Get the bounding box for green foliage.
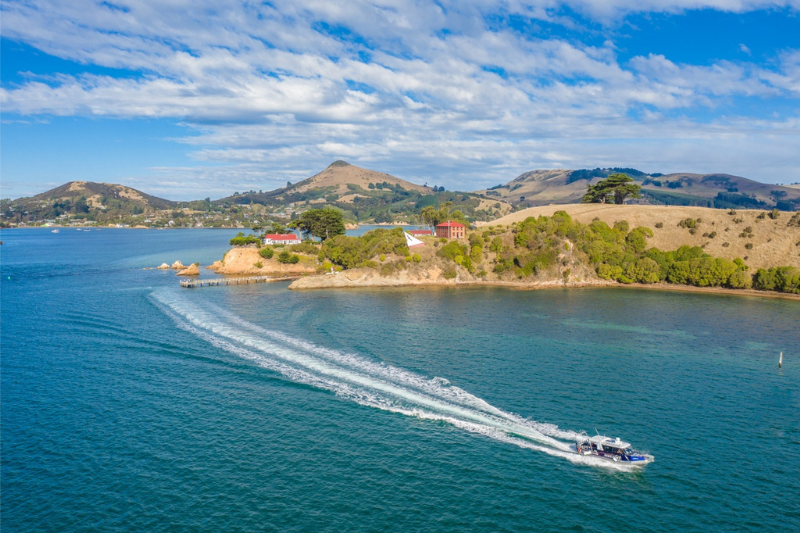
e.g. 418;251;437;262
581;173;642;204
768;208;780;220
277;251;300;264
254;261;264;269
625;227;654;255
412;253;422;263
290;242;320;255
678;218;697;229
470;245;482;263
322;227;408;269
624;258;661;283
442;267;457;279
259;246;274;259
753;267;800;293
437;241;467;261
289;207;345;241
229;232;261;246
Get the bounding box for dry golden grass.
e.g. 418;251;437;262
482;204;800;270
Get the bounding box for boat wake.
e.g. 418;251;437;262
152;290;629;469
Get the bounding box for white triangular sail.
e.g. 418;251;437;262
404;231;424;247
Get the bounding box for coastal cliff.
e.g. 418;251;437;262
288;266;611;290
207;246;317;276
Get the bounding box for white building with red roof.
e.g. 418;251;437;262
263;233;301;245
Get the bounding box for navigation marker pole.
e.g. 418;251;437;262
779;352;783;368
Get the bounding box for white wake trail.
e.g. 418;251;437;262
152;291;623;468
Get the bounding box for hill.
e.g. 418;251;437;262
216;161;514;224
483;203;800;270
288;160;431;196
477;168;800;211
11;181;177;221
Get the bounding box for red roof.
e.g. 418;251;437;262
264;234;300;240
436;221;465;228
408;230;432;235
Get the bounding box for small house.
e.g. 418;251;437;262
263;233;301;245
435;221;465;239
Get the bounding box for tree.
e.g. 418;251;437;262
289;207;345;241
582;173;642;205
268;221;288;234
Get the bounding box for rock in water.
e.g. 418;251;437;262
171;261;185;270
157;263;170;269
177;264;200;276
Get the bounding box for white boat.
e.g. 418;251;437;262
51;229;60;233
575;433;654;466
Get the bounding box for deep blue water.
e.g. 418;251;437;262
2;228;799;532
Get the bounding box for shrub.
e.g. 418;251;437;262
229;232;261;246
380;254;386;262
689;228;697;235
745;243;753;250
470;245;482;263
442;267;457;279
254;261;263;269
727;269;752;289
722;242;730;247
412;253;422;263
290;242;320;255
678;218;696;229
768;208;780;220
709;231;717;239
757;212;766;219
624;257;661;284
277;251;300;264
322;228;408;269
655;222;664;228
259;247;274;259
753;266;800;293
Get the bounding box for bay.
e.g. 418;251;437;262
2;228;798;532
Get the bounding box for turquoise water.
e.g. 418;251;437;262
2;228;799;531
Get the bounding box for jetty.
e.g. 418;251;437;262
180;275;300;288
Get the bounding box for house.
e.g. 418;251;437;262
408;230;432;236
263;233;301;245
435;221;466;239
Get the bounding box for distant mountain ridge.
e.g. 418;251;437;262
33;181;177;211
478;168;800;211
5;163;798;228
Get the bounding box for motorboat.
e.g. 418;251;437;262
575;433;654;466
51;229;60;233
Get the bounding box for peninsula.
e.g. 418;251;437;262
208;204;800;298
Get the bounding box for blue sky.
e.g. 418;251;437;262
2;1;799;200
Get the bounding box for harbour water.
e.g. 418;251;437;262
2;228;799;531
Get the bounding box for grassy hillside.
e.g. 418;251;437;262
477;168;800;211
483;204;800;270
4;181;178;223
215;161;514;224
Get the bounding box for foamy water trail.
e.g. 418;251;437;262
152;290;627;469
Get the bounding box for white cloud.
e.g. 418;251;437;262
1;0;799;196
